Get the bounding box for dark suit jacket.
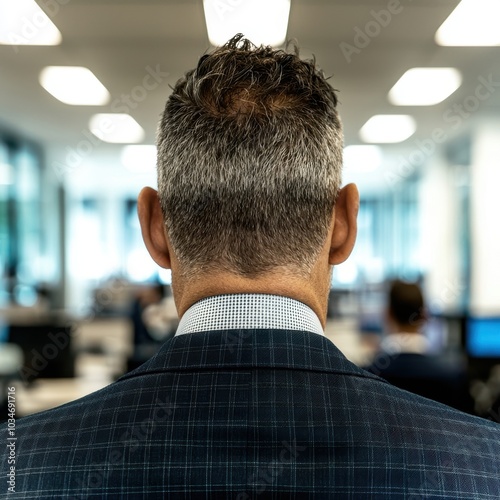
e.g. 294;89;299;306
2;329;500;499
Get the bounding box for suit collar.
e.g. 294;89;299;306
119;329;380;383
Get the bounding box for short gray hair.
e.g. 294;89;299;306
157;34;343;278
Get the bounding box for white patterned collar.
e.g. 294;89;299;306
175;294;324;336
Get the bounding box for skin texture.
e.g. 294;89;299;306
137;183;359;329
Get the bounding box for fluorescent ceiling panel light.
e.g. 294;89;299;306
0;0;62;46
436;0;500;46
89;114;145;144
121;145;156;173
388;67;462;106
40;66;110;106
360;115;416;143
203;0;290;47
343;145;383;172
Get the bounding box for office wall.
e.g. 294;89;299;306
470;120;500;316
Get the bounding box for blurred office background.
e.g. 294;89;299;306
1;0;500;420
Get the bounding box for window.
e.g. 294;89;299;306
0;136;43;305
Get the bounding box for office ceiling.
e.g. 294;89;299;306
1;0;500;195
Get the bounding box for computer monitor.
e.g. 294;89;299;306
423;316;449;354
8;324;75;384
466;317;500;358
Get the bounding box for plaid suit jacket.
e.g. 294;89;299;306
2;329;500;499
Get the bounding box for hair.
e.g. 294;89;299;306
388;280;426;326
156;34;343;279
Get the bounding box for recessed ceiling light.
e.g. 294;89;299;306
89;114;145;144
203;0;290;47
343;145;383;172
40;66;110;106
360;115;416;143
121;145;156;173
388;67;462;106
436;0;500;46
0;0;62;46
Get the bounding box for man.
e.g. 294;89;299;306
2;35;500;498
367;280;475;414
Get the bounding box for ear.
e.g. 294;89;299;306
329;183;359;265
137;187;171;269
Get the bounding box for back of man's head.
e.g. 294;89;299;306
388;280;426;328
156;34;343;279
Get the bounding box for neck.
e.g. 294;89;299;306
171;268;331;329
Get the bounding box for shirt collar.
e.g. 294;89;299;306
176;293;324;336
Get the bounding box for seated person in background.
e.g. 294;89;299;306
2;36;499;498
130;283;165;346
129;283;177;370
367;279;474;413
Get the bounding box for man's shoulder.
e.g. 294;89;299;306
1;330;499;497
5;328;498;438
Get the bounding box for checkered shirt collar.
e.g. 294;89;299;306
175;294;324;336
